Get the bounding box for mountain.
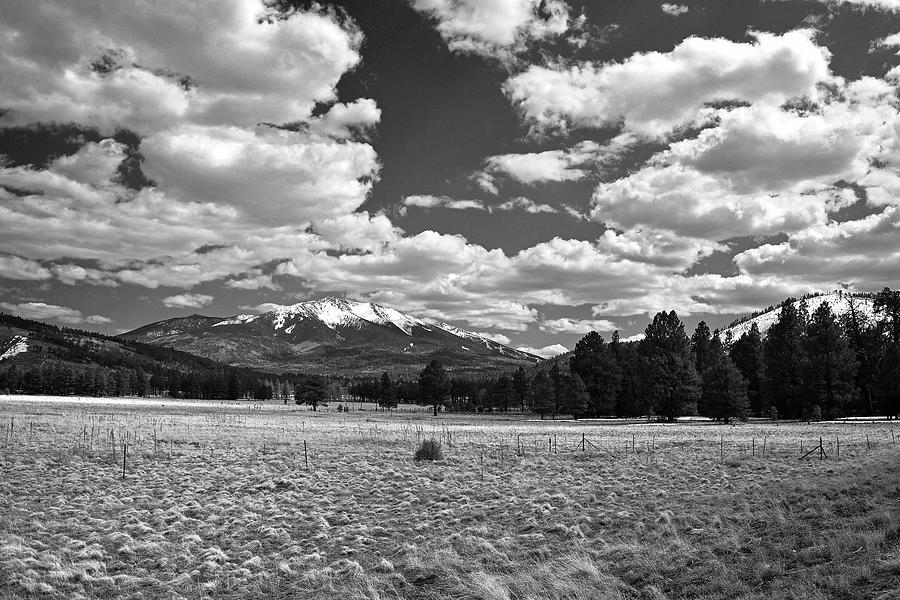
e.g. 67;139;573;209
120;297;540;375
723;291;876;340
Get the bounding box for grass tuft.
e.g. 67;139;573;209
414;438;443;461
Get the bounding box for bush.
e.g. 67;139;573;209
414;438;443;461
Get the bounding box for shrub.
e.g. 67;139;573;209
414;438;443;461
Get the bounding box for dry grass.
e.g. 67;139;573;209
1;394;899;599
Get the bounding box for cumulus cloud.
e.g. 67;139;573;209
661;3;690;15
516;344;569;358
539;317;618;334
591;77;897;241
0;0;365;133
162;294;214;309
140;125;379;225
0;301;111;325
410;0;572;57
0;255;52;281
477;135;637;193
504;30;831;136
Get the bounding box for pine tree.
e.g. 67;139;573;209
691;321;713;413
569;331;621;417
729;323;764;416
531;370;554;419
561;373;590;419
763;300;807;419
512;366;531;412
640;311;700;421
548;360;563;418
378;372;397;410
803;302;858;419
702;335;749;423
418;360;450;416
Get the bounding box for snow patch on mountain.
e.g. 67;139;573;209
213;314;260;327
0;335;28;361
724;291;876;340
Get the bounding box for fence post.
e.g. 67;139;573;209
582;433;585;452
304;440;309;469
122;442;127;479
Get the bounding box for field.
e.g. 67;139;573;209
1;396;899;599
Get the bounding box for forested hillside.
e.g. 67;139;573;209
0;313;306;400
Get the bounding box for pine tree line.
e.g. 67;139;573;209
350;288;900;421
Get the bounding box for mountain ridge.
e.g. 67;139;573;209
121;297;539;375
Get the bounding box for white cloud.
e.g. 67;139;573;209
504;30;831;136
497;197;557;213
0;301;111;325
309;99;382;139
661;3;690;16
140;125;379;225
516;344;569;358
410;0;571;57
402;195;485;211
590;76;899;240
224;271;281;291
539;317;618;334
162;293;214;309
792;0;900;10
0;1;364;133
477;134;637;192
476;331;512;345
0;255;52;281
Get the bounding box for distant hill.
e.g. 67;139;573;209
0;312;298;398
121;297;540;375
723;291;876;340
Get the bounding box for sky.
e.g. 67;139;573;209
1;0;900;358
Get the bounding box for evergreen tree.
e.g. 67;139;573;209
763;301;807;419
512;366;531;412
378;371;398;410
841;294;877;414
803;302;858;419
874;287;900;344
226;370;241;400
531;370;555;419
639;311;700;421
729;323;764;416
295;376;326;410
418;360;451;416
561;373;590;419
702;335;749;423
494;374;514;412
569;331;621;416
691;321;713;414
548;360;563;418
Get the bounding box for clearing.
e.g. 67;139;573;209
1;395;899;599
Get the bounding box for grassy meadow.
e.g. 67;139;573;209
1;395;899;599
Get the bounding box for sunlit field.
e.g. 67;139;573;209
1;395;899;600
